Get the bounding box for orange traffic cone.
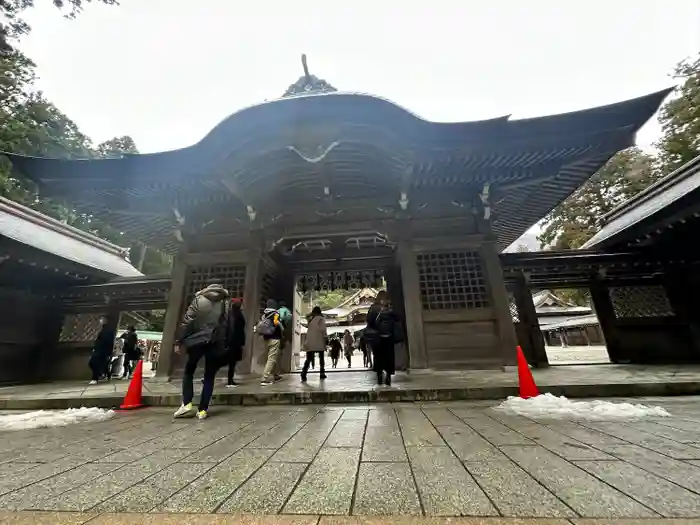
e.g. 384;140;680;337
516;346;540;399
117;360;146;410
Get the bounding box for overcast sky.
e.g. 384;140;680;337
15;1;700;249
19;0;699;154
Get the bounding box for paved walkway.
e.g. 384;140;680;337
5;515;700;525
3;515;700;525
3;397;700;523
3;364;700;410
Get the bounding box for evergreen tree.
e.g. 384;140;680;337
656;53;700;173
539;53;700;250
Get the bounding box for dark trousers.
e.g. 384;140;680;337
227;354;239;385
301;351;325;377
121;359;133;378
373;338;395;382
89;354;106;381
182;345;224;411
104;357;114;380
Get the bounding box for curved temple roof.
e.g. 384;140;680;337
3;88;672;252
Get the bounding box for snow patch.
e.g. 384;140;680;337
494;393;671;420
0;407;115;431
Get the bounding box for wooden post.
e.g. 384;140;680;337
513;272;549;367
385;263;409;370
396;240;427;368
240;238;264;374
589;279;622;363
480;240;518;367
157;256;187;379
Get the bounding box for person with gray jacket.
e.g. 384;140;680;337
301;306;327;382
173;282;229;420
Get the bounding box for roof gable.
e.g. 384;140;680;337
0;197;142;278
583;154;700;250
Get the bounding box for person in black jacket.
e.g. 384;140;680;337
119;326;139;379
226;298;246;388
329;337;342;368
365;290;398;386
88;317;115;385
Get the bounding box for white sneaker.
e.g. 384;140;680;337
88;380;97;385
226;383;238;388
197;410;208;420
173;403;195;418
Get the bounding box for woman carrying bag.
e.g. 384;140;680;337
301;306;328;382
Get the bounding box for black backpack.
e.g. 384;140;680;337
375;308;394;339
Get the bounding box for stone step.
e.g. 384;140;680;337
2;378;700;410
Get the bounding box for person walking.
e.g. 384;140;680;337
150;344;160;373
226;298;246;388
359;334;372;368
329;337;341;368
173;282;230;420
301;306;327;382
119;326;139;379
257;299;283;386
365;290;400;386
343;329;354;368
88;317;115;385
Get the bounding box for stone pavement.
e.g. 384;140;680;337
3;398;700;523
3;364;700;410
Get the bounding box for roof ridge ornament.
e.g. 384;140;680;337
283;54;338;97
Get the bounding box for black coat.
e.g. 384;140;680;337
329;339;342;358
226;307;246;362
93;325;116;357
120;331;139;360
366;303;398;375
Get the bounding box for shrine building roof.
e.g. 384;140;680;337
2;85;672;254
0;197;142;279
583;154;700;251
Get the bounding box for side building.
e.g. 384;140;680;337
0;197;142;383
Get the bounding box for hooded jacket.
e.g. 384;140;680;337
178;284;229;342
304;313;327;353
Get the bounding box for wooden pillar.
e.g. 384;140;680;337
480;241;518;366
589;279;622;363
157;256;187;379
241;238;264;374
385;264;409;370
513;272;549;367
396;240;427;369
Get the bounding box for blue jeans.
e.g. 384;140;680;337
182;345;224;411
